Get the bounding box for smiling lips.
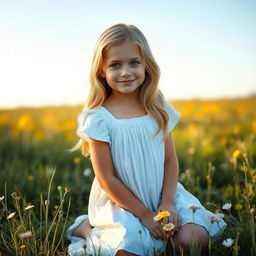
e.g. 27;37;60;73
118;79;135;85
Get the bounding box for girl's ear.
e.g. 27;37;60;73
100;70;106;78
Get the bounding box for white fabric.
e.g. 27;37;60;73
70;101;226;255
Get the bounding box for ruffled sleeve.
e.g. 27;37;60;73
76;109;111;143
164;101;181;132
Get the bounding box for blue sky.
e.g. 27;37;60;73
0;0;255;108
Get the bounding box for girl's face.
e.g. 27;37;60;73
101;40;146;96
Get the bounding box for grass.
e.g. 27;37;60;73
0;96;255;255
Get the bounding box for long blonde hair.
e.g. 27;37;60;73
75;24;169;156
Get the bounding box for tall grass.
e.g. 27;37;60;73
0;97;255;255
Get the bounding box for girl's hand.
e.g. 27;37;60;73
158;203;181;233
141;211;164;240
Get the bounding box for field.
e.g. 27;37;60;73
0;96;255;256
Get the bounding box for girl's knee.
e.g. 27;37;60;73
115;250;138;256
173;223;209;249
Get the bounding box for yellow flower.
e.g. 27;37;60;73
232;150;241;159
54;205;59;209
73;157;81;164
235;203;243;211
27;175;34;181
20;245;26;249
163;223;175;231
153;211;170;221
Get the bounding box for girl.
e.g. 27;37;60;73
67;24;226;256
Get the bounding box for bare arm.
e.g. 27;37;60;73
159;133;181;230
88;138;164;239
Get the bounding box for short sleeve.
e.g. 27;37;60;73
164;101;181;132
76;110;111;143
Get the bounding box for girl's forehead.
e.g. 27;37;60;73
103;40;142;60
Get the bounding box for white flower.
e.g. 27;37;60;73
83;168;91;177
0;196;4;202
222;203;232;210
215;213;225;219
163;223;175;231
222;238;234;247
25;205;35;210
7;212;16;219
18;231;32;239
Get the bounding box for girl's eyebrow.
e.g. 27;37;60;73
107;57;142;63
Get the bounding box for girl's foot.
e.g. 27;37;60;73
72;218;93;239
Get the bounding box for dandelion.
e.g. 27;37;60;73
25;205;35;210
234;203;242;211
163;223;175;231
18;231;32;239
208;215;221;224
20;245;26;249
153;211;170;221
222;238;234;247
73;157;81;164
83;168;91;177
232;150;241;159
0;196;4;202
27;175;34;181
222;203;232;210
54;205;59;210
187;204;201;213
7;212;16;219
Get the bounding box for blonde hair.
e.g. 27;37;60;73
75;24;169;156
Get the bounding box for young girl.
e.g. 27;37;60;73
67;24;226;256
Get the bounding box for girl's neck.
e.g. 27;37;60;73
106;90;141;106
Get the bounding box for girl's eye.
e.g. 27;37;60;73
131;61;140;65
109;63;120;69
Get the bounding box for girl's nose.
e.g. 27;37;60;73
120;65;132;77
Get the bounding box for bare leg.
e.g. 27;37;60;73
72;219;93;239
172;223;209;250
115;250;139;256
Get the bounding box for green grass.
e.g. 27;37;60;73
0;97;255;255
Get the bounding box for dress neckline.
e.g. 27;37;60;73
100;106;149;121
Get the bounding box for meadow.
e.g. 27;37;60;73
0;96;255;256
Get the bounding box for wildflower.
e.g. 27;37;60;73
153;211;170;221
83;168;91;177
73;157;81;164
54;205;59;209
7;212;16;219
0;196;4;202
187;205;201;213
208;215;221;224
18;231;32;239
20;245;26;249
222;203;232;210
222;238;234;247
27;175;34;181
65;187;71;193
234;203;242;211
16;196;22;200
25;205;35;210
57;186;63;191
163;223;175;231
215;213;225;219
232;150;241;159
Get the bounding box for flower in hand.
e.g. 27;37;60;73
153;211;170;221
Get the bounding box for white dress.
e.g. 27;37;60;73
73;102;226;255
